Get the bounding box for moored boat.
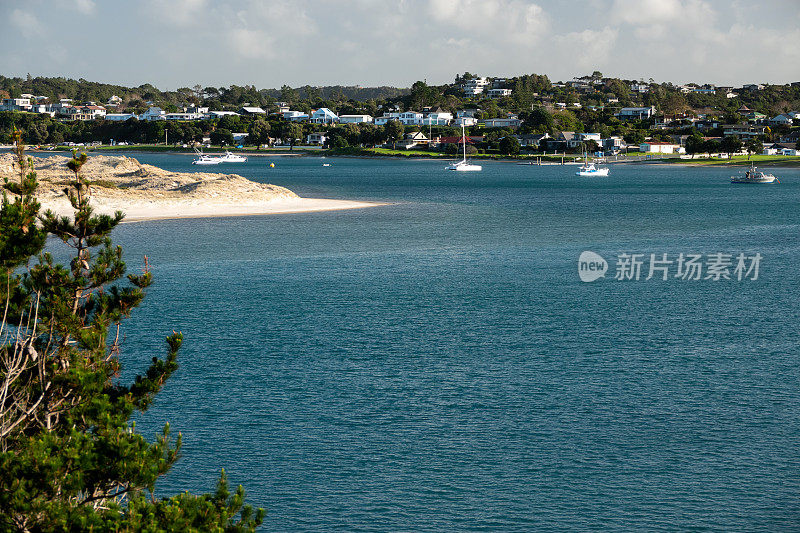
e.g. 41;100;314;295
731;164;777;184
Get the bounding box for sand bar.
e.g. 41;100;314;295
0;154;384;222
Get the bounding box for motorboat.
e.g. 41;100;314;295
576;148;609;176
220;151;247;163
731;164;778;184
576;161;610;177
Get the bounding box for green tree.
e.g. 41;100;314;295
0;140;264;530
498;135;521;155
685;132;705;158
745;138;762;160
211;127;234;146
720;136;743;158
282;122;302;150
384;120;404;149
247;119;271;147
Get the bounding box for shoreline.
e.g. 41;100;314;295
38;196;387;224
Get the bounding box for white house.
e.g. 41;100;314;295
398;111;423;125
487;88;512;99
453;116;477;126
307;132;327;145
165;112;204;121
482;117;521;128
283;110;309;121
107;95;123;107
396;131;429;150
630;82;650;93
0;98;32;111
139;107;166;121
577;132;602;143
639;142;680;154
457;109;479;118
616;106;656;120
374;113;400;125
310;108;339;124
206;110;240;119
232;132;249;143
463;77;490;96
105;113;138;121
339;114;373;123
422;111;453;125
238;106;266;116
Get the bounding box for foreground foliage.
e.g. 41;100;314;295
0;132;263;530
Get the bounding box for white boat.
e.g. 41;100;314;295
576;149;609;177
576;162;610;177
220;150;247;163
191;148;223;165
446;124;482;171
191;154;222;165
731;164;778;184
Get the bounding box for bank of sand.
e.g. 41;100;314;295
0;154;383;222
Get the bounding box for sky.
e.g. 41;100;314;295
1;0;799;90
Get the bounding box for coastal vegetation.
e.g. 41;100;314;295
1;74;798;160
0;134;264;529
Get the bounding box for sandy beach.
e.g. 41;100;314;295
0;153;384;222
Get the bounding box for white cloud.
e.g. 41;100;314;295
74;0;96;15
555;27;618;72
10;9;44;38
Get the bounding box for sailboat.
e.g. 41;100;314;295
445;124;482;171
576;147;609;177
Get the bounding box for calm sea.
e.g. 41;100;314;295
83;153;800;531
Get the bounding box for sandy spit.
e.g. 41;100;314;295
0;154;384;222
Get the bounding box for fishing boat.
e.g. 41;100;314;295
576;149;609;177
445;124;482;171
731;164;778;184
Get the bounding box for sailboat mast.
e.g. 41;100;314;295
462;124;467;162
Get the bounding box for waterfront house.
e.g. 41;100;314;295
310;108;339;124
339;114;373;123
396;131;429;150
639;142;680;154
306;132;327;145
514;133;549;148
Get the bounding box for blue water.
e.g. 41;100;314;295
95;154;800;531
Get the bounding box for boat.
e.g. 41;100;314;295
731;164;778;184
576;149;609;177
191;147;223;165
576;161;610;177
322;163;331;167
219;150;247;163
445;124;482;171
